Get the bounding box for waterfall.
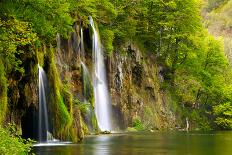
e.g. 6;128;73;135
81;61;90;102
38;65;49;142
80;25;90;102
80;27;85;60
89;16;112;131
80;61;95;132
80;25;95;132
186;117;189;132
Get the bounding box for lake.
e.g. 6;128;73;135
33;131;232;155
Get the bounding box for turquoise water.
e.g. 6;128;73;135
33;131;232;155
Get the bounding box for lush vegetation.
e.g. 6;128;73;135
0;125;33;155
1;0;232;152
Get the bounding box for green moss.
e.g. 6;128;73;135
143;106;155;128
0;59;7;125
80;116;89;135
46;46;73;140
132;117;144;131
126;127;138;132
77;102;91;115
81;65;94;107
62;85;73;114
74;99;99;133
91;111;99;133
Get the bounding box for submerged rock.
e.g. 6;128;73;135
100;131;111;134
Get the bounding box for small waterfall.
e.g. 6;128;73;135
80;61;95;132
118;60;123;91
81;61;90;101
38;65;49;142
80;27;85;60
186;117;189;132
89;16;112;131
80;25;90;102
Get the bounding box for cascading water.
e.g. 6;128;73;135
89;16;112;131
80;27;85;60
79;25;95;132
80;61;95;131
81;61;90;101
38;65;49;142
80;25;90;102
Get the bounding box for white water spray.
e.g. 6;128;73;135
38;65;49;142
89;16;112;131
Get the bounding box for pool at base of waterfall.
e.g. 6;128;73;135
33;131;232;155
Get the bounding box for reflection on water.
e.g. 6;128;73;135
93;135;111;155
33;131;232;155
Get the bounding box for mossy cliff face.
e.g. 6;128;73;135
2;22;95;141
47;24;85;141
5;48;39;139
1;22;176;141
50;23;97;139
108;43;176;130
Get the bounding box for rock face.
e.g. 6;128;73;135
6;22;176;141
6;50;39;139
109;43;176;130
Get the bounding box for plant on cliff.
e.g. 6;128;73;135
46;47;73;140
213;102;232;129
0;126;32;155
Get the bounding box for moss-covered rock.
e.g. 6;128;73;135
46;46;73;140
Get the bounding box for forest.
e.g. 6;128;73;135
0;0;232;154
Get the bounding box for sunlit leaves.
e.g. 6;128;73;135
1;0;73;40
0;17;37;73
213;102;232;129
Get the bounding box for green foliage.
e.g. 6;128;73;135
0;0;232;133
204;0;232;64
0;17;37;73
132;117;144;131
99;27;114;55
0;0;73;41
0;60;7;125
0;126;32;155
74;100;91;115
171;33;232;130
74;0;117;25
111;0;138;44
213;102;232;129
74;99;99;133
81;65;94;106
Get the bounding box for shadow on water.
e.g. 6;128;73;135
33;131;232;155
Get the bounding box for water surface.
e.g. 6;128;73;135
33;131;232;155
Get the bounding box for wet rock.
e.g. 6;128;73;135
109;42;176;131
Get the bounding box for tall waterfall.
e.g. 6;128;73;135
89;16;111;131
38;65;49;142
